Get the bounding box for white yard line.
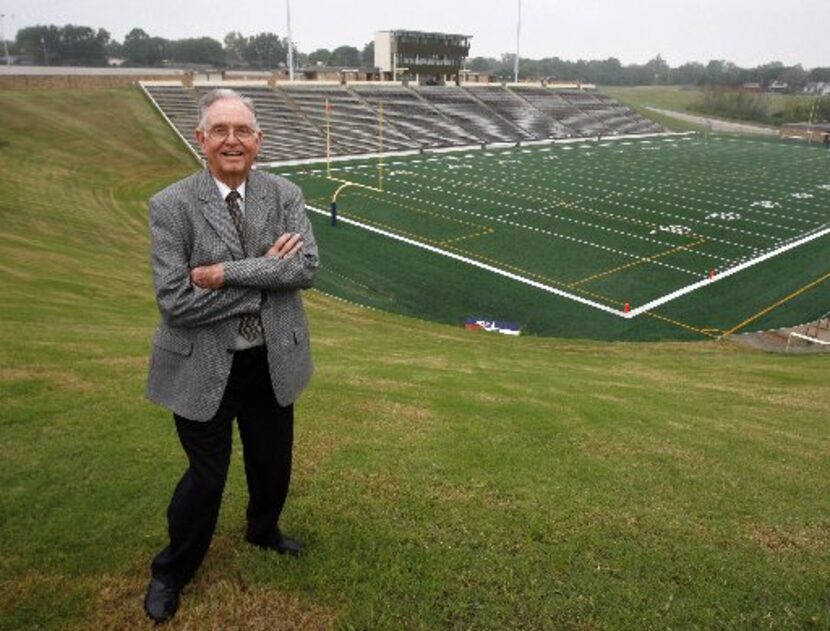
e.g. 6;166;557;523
305;204;623;317
306;203;829;320
626;226;830;317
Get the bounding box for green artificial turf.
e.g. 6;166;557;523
281;135;829;340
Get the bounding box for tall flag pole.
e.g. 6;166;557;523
286;0;294;81
514;0;521;83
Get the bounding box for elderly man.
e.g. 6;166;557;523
143;88;318;624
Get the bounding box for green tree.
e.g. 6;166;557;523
808;67;830;82
644;54;670;84
105;39;124;59
16;25;62;64
468;56;496;73
123;28;167;65
223;31;247;66
308;48;331;66
361;41;374;67
14;24;108;65
243;32;286;68
777;64;808;92
169;37;225;66
329;45;360;67
753;61;784;86
671;62;706;85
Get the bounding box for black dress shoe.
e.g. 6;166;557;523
144;577;181;624
247;531;305;557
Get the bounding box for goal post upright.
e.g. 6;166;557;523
325;98;334;179
379;102;384;191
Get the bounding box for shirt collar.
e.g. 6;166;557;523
213;177;246;202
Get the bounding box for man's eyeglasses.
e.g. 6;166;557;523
206;126;258;142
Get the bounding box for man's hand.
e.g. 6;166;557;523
190;263;225;289
266;233;304;260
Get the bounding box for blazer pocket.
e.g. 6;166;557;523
292;327;307;345
153;328;193;356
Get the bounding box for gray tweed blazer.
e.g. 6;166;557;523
147;168;318;421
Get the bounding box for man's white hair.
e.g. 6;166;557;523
197;88;259;131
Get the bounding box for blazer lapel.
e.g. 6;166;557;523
195;170;245;259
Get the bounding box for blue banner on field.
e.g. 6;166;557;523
464;317;521;336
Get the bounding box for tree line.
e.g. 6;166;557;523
474;54;830;91
6;23;830;91
9;24;373;70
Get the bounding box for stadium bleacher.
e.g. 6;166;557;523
350;85;479;149
281;84;419;156
228;86;328;162
142;82;665;163
507;85;596;136
143;84;203;156
414;85;530;144
463;85;568;140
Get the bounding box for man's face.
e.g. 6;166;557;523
195;98;262;187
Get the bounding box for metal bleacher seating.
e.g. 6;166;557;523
463;85;565;140
143;82;666;163
414;85;530;144
563;88;663;136
231;86;328;162
508;85;597;137
280;84;418;156
144;84;203;157
350;85;479;149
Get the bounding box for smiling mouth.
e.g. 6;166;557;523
222;151;245;157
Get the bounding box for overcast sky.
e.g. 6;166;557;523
2;0;826;68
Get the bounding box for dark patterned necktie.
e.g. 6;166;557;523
226;190;263;342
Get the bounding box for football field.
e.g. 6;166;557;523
279;134;830;338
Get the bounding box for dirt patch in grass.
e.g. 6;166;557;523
748;526;807;553
0;569;66;617
747;522;830;554
83;541;338;630
322;372;418;393
0;365;98;394
356;398;438;445
86;574;336;630
293;430;341;480
92;355;148;370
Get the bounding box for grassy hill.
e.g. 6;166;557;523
0;87;828;629
605;85;827;130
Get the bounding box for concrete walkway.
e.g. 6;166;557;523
646;107;779;136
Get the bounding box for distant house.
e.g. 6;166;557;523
804;81;830;96
769;80;789;92
742;82;762;92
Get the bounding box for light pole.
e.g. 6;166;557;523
514;0;521;83
286;0;294;80
0;14;11;66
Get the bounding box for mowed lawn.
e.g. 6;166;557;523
1;88;829;629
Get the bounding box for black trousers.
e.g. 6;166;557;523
151;345;294;587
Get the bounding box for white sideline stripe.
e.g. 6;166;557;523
789;332;830;346
304;210;830;321
305;204;624;317
626;226;830;317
